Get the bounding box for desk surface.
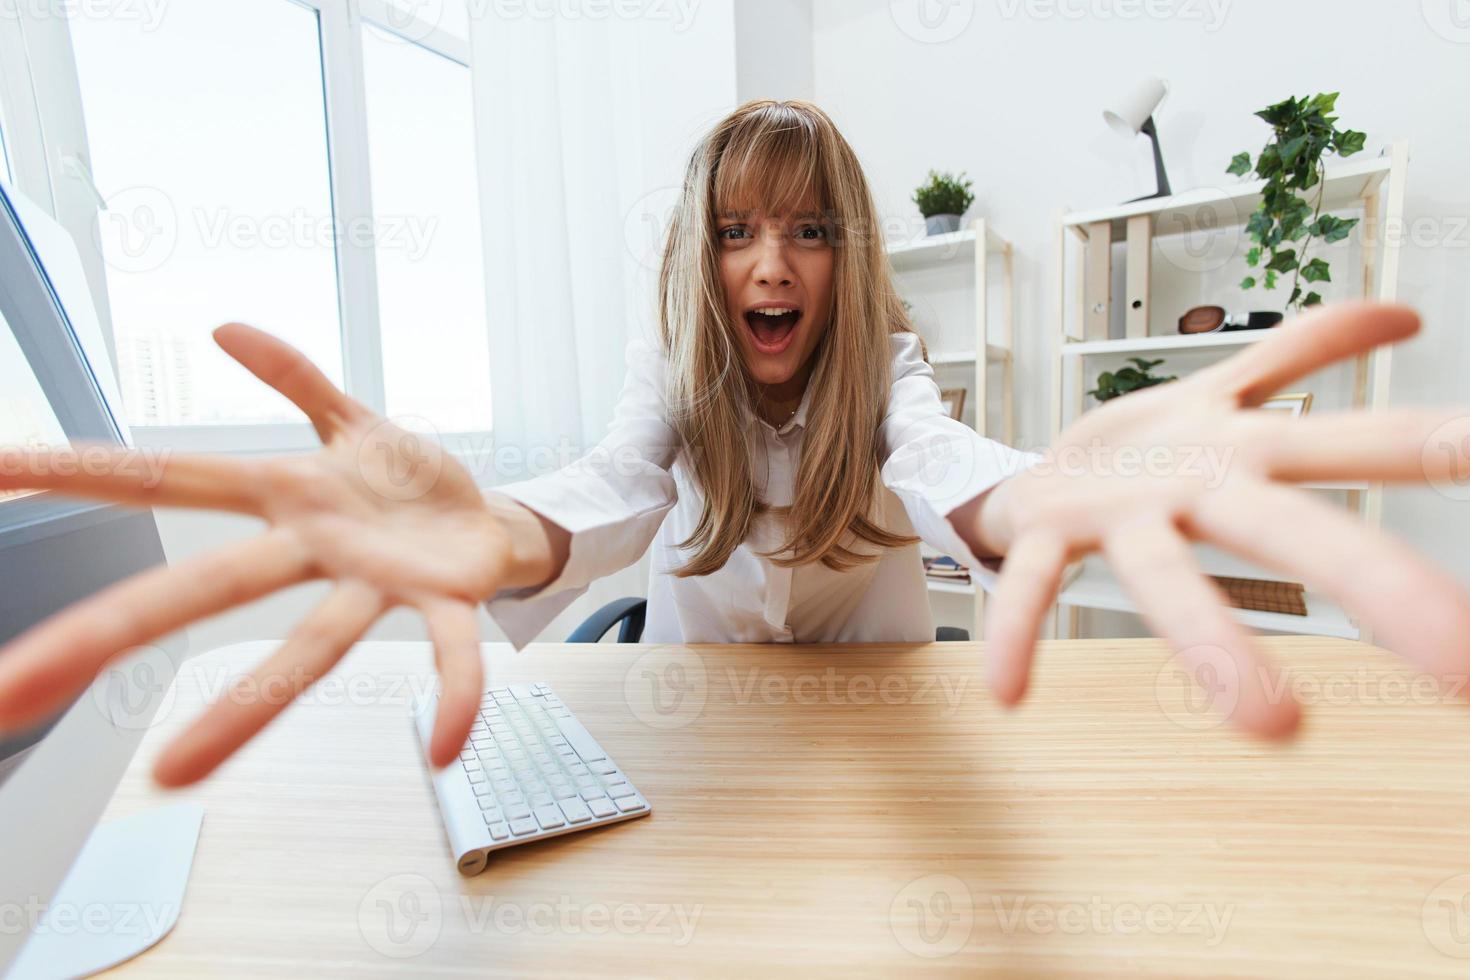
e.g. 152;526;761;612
102;637;1470;977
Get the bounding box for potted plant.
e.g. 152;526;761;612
1227;92;1367;311
1088;357;1177;403
912;170;975;236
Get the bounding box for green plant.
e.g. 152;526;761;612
1088;358;1177;403
1227;92;1366;310
912;170;975;218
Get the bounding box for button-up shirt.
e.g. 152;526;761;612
487;331;1040;647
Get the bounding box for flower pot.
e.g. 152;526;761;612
925;214;962;236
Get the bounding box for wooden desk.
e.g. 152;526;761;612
102;637;1470;977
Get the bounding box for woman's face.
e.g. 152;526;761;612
716;203;835;394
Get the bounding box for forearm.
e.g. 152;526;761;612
483;491;572;592
948;474;1017;563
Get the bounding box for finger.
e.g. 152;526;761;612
1102;515;1300;737
1188;481;1470;683
1231;408;1470;486
0;444;262;514
0;530;314;731
984;531;1071;705
418;598;485;769
212;323;370;441
153;581;386;787
1193;302;1419;408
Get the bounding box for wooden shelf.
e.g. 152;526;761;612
1063;154;1392;240
1061;330;1272;358
1057;551;1359;640
886;225;1008;270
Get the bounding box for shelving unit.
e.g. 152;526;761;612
1048;142;1409;643
887;218;1016;639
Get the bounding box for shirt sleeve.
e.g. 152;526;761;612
878;331;1043;595
484;337;680;648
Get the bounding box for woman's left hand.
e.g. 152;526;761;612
974;301;1470;735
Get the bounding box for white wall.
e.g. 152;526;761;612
812;0;1470;635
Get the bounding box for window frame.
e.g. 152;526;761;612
10;0;487;456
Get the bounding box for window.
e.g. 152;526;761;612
67;1;344;427
0;308;67;452
0;117;12;187
361;23;491;432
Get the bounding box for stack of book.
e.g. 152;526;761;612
923;555;970;585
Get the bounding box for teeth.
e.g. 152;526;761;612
753;308;796;316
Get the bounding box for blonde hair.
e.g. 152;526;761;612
658;99;919;576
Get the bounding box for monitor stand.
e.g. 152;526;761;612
7;803;203;978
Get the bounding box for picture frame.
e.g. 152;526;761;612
1260;392;1314;418
938;387;966;421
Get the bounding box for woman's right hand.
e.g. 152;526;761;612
0;323;563;786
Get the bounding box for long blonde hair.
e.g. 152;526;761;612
658;99;919;576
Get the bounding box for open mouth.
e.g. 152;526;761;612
744;305;803;355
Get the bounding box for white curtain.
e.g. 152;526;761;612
469;4;738;483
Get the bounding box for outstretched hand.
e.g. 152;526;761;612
975;302;1470;735
0;324;549;785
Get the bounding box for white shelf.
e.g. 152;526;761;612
927;579;976;596
1063;153;1392;239
1061;330;1273;357
886;225;1007;270
930;345;1012;365
1056;548;1358;640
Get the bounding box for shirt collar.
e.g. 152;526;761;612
741;382;814;436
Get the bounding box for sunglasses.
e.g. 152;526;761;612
1178;307;1285;334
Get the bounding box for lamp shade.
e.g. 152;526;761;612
1103;77;1168;135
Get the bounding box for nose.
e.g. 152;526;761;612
751;229;795;288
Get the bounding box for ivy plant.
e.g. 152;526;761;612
1088;358;1177;403
912;170;975;218
1227;92;1366;310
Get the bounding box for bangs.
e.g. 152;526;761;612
711;104;830;220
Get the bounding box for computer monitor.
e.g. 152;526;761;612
0;180;190;974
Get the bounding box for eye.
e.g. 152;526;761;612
718;225;750;242
796;224;828;242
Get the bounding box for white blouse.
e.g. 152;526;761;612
486;331;1041;648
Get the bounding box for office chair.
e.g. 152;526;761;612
568;598;969;642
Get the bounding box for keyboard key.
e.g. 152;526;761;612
559;798;592;823
478;796;499;811
615;796;647;813
588;798;618;818
505;803;532;820
534;805;566;829
580;787;608;802
590;761;617;775
472;782;491;797
530;792;554;808
510;684;534;702
467;772;486;784
487;822;510;840
608;783;637;799
509;818;538;836
552;785;578;800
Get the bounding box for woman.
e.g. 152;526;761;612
0;100;1465;788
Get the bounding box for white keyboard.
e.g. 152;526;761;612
413;682;651;875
